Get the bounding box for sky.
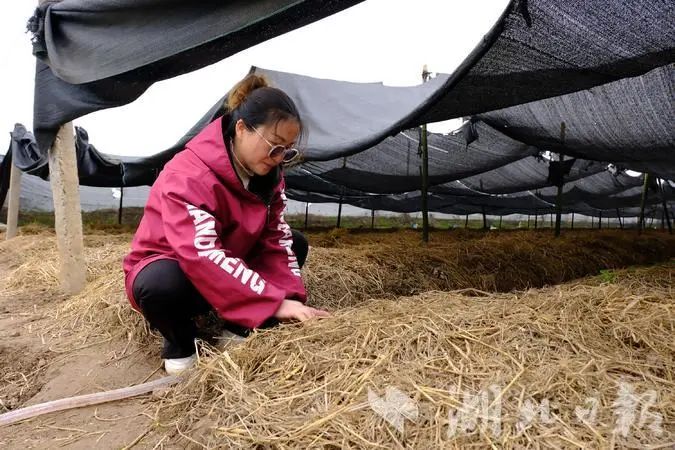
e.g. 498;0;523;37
0;0;510;157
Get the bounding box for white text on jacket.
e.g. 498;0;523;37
278;191;302;277
186;204;266;295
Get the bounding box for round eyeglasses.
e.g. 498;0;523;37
251;127;299;163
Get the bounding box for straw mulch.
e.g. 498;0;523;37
152;263;674;448
0;232;154;353
1;229;673;351
304;229;675;309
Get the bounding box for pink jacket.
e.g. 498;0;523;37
122;117;306;328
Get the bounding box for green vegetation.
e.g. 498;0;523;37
598;269;618;283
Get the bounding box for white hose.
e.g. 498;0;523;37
0;375;178;427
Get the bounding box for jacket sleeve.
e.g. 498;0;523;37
159;170;287;329
247;180;307;303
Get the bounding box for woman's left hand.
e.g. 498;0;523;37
274;299;331;323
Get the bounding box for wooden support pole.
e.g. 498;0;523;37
616;208;623;229
663;205;673;235
464;214;469;229
498;215;503;230
554;138;564;236
571;212;575;229
420;65;430;243
534;212;538;229
482;208;488;230
5;161;22;240
527;215;530;228
658;178;672;235
117;187;124;225
49;122;86;294
371;209;375;229
337;159;346;229
304;200;309;231
638;173;650;234
663;208;673;234
336;198;343;228
420;128;429;241
598;211;602;230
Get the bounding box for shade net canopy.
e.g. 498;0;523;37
6;0;672;219
286;186;671;218
477;65;675;179
290;122;537;194
415;0;674;125
31;0;673;154
29;0;364;151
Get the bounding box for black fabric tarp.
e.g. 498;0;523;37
0;124;125;209
453;156;608;195
31;0;674;158
283;159;670;216
119;67;455;185
477;64;675;179
286;187;671;218
254;0;674;160
281;121;609;197
30;0;364;152
120;55;674;186
3;121;671;217
8;124;124;186
9;0;674;217
290;122;537;193
416;0;675;125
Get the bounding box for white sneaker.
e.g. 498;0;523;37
218;329;246;343
164;354;197;375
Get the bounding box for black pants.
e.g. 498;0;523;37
133;230;308;358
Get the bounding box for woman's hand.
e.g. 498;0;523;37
274;299;331;323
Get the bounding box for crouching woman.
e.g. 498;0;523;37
122;74;329;374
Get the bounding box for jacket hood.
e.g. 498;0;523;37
184;115;282;204
184;116;241;191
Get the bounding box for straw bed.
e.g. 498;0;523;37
153;263;674;448
1;229;673;446
1;229;673;346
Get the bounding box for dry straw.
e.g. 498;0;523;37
1;229;673;348
0;232;156;353
153;263;674;448
1;229;674;447
304;229;675;309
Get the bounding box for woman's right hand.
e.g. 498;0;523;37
274;299;331;323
